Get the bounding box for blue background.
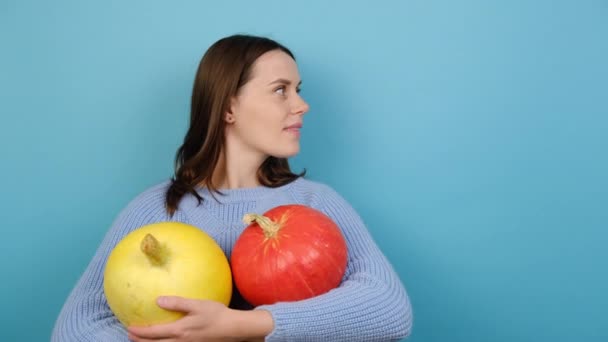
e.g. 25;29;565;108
1;1;606;341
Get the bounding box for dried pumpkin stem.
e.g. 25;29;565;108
243;213;282;238
140;234;167;266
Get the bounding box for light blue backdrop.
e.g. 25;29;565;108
1;1;606;341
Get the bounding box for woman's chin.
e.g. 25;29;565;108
271;145;300;159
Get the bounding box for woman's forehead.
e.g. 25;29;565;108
249;50;300;83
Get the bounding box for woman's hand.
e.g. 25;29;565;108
127;296;273;342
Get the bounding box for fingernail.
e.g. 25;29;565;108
157;296;166;305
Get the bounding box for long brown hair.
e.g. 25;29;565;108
165;34;305;216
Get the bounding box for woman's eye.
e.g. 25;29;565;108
275;86;286;95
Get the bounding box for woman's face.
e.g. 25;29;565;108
226;50;309;159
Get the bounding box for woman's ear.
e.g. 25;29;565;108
225;112;235;123
225;97;237;124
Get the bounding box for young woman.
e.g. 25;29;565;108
52;34;413;342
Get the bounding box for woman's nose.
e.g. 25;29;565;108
292;95;310;115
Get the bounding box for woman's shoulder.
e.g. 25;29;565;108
289;177;345;206
126;179;172;207
291;177;332;192
99;179;182;240
290;177;363;224
114;179;174;222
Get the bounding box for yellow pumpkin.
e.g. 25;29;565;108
103;222;232;326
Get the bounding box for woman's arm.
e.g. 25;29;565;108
126;296;273;342
255;185;413;341
51;190;185;341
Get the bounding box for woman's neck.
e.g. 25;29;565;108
210;145;267;190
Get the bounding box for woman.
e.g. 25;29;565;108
52;34;413;341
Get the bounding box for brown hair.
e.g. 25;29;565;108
165;34;305;216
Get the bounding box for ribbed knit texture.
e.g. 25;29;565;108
51;177;413;341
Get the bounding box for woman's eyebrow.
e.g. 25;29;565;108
267;78;303;86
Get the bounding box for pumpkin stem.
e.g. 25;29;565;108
140;234;168;266
243;213;282;238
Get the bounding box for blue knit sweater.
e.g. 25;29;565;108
51;177;413;341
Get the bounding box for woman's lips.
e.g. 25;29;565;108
284;125;302;136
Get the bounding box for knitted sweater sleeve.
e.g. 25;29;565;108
257;184;413;341
51;189;187;342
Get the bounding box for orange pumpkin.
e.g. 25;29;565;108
231;205;348;306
